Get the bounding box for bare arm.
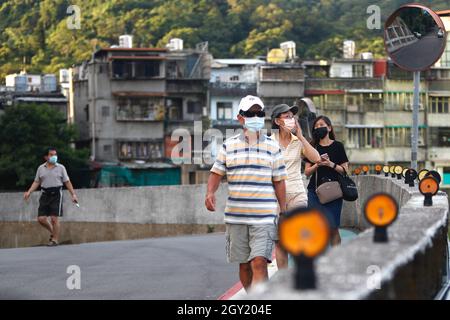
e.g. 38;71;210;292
299;136;320;164
205;172;222;211
335;162;349;175
304;161;319;178
64;180;78;202
294;119;320;164
273;179;286;213
24;181;40;200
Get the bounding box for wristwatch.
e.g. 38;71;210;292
333;163;337;169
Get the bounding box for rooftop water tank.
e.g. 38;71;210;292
42;74;57;92
119;35;133;48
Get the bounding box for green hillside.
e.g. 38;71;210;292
0;0;449;80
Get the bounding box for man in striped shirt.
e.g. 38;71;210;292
205;95;287;291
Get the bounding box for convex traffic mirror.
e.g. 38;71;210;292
384;4;447;71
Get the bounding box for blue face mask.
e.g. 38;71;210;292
244;117;265;132
48;155;58;164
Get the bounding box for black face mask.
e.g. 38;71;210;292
313;127;328;140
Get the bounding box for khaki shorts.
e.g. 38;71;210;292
273;193;308;241
225;223;276;264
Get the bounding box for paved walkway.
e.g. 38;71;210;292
0;229;359;300
0;233;237;300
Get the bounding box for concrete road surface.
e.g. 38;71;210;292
0;233;237;300
391;35;444;70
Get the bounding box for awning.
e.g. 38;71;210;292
346;89;383;93
345;124;384;128
15;97;67;102
108;56;166;61
304;89;345;95
385;125;427;128
112;91;166;97
428;91;450;97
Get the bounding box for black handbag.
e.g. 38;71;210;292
337;169;358;201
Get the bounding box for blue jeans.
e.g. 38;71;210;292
307;189;343;229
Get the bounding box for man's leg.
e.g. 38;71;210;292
50;216;60;242
275;242;288;269
37;216;53;234
250;256;268;285
239;262;253;291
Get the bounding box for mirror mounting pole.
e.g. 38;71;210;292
411;71;420;171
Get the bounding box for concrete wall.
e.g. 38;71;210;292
1;176;448;299
248;175;449;300
0;184;228;248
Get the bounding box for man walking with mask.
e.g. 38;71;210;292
205;95;287;291
24;147;78;246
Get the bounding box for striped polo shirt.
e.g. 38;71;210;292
210;133;287;225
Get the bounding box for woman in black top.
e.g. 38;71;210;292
304;116;349;246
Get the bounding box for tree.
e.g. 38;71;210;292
0;104;89;190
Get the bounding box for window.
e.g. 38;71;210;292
118;141;163;160
103;145;112;155
112;61;133;79
117;98;163;121
325;94;344;109
384;92;425;111
217;102;233;120
440;33;450;67
135;61;160;78
385;127;426;147
85;104;89;121
347;128;383;149
430;127;450;147
430;96;449;113
102;106;110;117
352;65;366;77
112;60;160;79
229;75;239;81
187;100;202;114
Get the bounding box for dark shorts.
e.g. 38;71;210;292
38;188;63;217
307;189;342;229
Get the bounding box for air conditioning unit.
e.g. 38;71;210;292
404;103;424;111
418;138;425;146
347;105;359;112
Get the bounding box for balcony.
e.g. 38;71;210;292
305;78;383;91
210;82;256;97
116;98;165;122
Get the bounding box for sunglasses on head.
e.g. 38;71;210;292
239;110;266;118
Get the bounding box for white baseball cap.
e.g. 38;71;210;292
238;95;265;112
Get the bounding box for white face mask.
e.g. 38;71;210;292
283;118;296;130
244;117;265;132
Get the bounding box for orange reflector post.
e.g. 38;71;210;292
419;176;439;206
389;166;396;178
279;208;330;258
418;169;429;181
402;168;408;178
394;165;403;179
279;207;330;290
382;165;390;177
362;165;369;175
364;193;399;242
404;168;417;187
425;170;442;184
375;164;382;175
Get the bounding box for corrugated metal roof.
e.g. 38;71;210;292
214;59;265;66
